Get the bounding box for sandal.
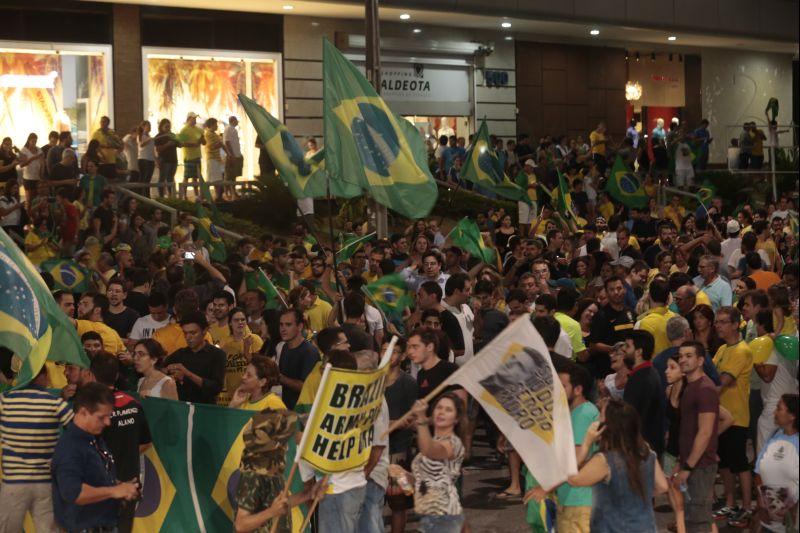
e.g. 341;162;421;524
494;490;522;500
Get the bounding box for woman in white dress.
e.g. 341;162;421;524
133;338;178;400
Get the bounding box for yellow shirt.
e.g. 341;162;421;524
663;205;686;230
636;306;677;355
241;393;286;412
46;361;68;389
305;298;333;334
713;341;753;427
756;239;779;269
694;290;712;309
554;312;586;356
219;333;265;406
203;130;222;161
598;201;615;221
24;231;56;267
151;323;213;356
76;320;126;354
179;125;204;161
589;130;606;156
91;128;120;164
295;361;323;418
776;314;797;336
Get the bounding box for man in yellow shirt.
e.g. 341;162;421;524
208;291;235;346
589;122;608;174
178;112;205;199
90;116;121;180
553;287;588;362
75;292;126;354
712;306;754;523
152;288;213;355
635;279;676;355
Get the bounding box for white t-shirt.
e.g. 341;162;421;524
138;133;156;161
754;430;799;533
727;147;740;170
123;134;139;171
728;247;771;271
720;237;741;276
441;301;474;367
223;125;241;158
129;314;172;341
760;349;799;407
0;196;22;227
20;147;42;181
554;329;573;359
364;304;384;336
675;142;694;170
369;400;390;489
601;231;620;260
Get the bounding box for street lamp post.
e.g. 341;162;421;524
365;0;389;238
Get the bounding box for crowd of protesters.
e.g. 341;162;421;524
0;111;798;533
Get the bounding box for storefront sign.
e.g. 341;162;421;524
380;64;470;103
628;56;685;107
484;70;509;87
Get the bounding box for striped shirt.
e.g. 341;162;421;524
0;386;73;483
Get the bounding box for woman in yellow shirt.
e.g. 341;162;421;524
220;308;264;406
229;356;285;411
24;219;58;267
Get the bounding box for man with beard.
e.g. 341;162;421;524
643;221;675;268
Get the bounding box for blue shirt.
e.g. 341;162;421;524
697;276;733;312
52;422;119;531
692;128;710;154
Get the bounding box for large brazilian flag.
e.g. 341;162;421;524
238;94;361;199
322;38;438;220
0;227;89;388
606;155;648;209
133;398;308;533
450;217;496;266
461;119;530;204
40;258;90;293
364;273;412;319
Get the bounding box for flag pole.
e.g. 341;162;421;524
258;267;289;309
299;475;329;532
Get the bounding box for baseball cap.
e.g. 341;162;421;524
524;159;536;168
547;278;577;290
113;243;132;253
610;256;635;269
186;111;198;120
726;220;741;235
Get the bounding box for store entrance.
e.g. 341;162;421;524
403;115;471;148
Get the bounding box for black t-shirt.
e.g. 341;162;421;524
49;162;77;181
154;133;178;164
416;359;459;399
643;244;671;268
623;364;665;457
385;372;418;454
277;340;320;410
0;153;17;183
619;245;644;261
103;391;151;482
164;343;226;404
92;205;115;235
124;291;149;317
589;304;636;348
631;218;657;241
572;191;589;217
441;310;465;352
103;307;140;338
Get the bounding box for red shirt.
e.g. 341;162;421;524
629;360;653;375
60;202;79;242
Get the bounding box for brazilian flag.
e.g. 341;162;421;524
239;94;361;199
606;155;648;209
461;120;530;204
364;273;412;319
450;217;496;266
196;201;226;262
0;228;89;388
555;169;579;222
40;258;90;293
322;38;438;220
244;269;282;310
133;398;309;533
337;231;376;261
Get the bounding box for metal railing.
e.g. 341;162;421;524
110;184;178;227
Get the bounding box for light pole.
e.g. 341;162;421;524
365;0;389;238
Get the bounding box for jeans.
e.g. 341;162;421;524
318;485;366;533
157;161;177;195
419;514;464;533
685;463;718;533
357;479;386;533
137;159;155;197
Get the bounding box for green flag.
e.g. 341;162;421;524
40;258;90;293
606;155;648;209
238;94;361;199
461;120;530;204
244;269;283;309
337;232;376;261
197;176;222;223
322;38;438;219
696;180;717;207
0;228;89;387
449;217;496;266
196;202;227;262
133;398;309;532
364;273;412;319
555;169;579;223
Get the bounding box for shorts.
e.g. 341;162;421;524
206;159;223;182
685;463;717;533
184;158;202;180
718;425;750;473
225;156;243;179
518;200;537;225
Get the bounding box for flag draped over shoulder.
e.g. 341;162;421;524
238;94;361;199
364;273;412;319
297;351;391;473
40;258;90;293
450;217;496;266
195;202;227;262
0;228;88;388
133;398;309;533
461;120;530;204
337;232;376;261
322;38;438;220
606;155;648;209
443;317;577;490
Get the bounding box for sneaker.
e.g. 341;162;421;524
712;506;738;521
728;509;753;528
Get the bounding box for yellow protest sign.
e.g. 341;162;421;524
297;347;392;474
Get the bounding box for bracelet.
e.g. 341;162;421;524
416;420;429;426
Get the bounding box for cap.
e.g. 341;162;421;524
113;243;132;253
726;220;741;235
546;278;577;289
595;216;607;225
186;111;198;120
610;256;635;269
524;159;536;168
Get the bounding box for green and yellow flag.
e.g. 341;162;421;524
449;217;496;266
337;231;376;261
40;258;90;293
461;120;530;204
196;202;226;262
0;228;89;388
364;273;412;319
555;169;579;223
606;155;648;209
322;38;437;219
238;94;361;199
244;269;283;310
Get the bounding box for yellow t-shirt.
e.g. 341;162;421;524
151;323;213;356
179;125;204;161
713;340;753;427
242;392;286;412
694;290;712;309
295;361;323;418
636;306;677;355
46;361;68;389
24;231;56;267
776;314;797;336
554;312;586;356
76;320;126;354
756;239;779;269
203;130;222;161
598;201;615;221
218;333;265;406
91;128;119;165
589;130;606;156
305;298;333;334
663;205;686;230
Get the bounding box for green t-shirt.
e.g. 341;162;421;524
554;312;586;356
555;401;599;507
